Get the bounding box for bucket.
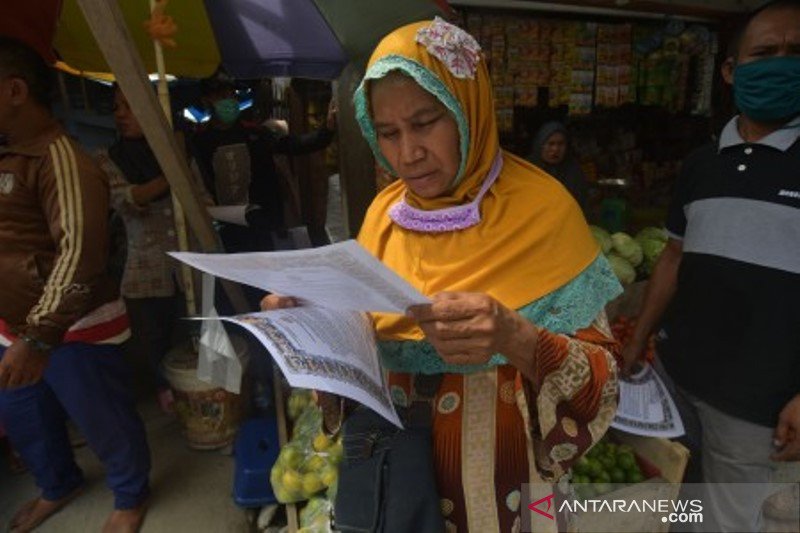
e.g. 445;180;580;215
164;341;244;450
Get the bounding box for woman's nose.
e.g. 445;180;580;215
399;134;425;164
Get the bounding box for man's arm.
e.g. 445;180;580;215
25;139;112;346
1;140;111;389
621;238;683;373
273;99;336;156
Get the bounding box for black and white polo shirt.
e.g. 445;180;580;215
660;115;800;427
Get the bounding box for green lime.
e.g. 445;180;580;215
610;467;626;484
618;453;637;471
574;457;591;475
595;482;612;495
595;470;611;484
600;454;616;470
587;459;604;478
626;470;645;484
617;444;634;455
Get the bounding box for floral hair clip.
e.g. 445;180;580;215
415;17;482;79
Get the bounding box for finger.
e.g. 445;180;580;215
433;338;493;357
773;419;789;448
5;368;25;389
276;297;299;309
420;318;487;341
406;303;434;322
260;294;298;311
771;437;800;462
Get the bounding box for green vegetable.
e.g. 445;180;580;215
607;253;636;285
590;225;613;254
639;238;667;276
611;232;643;267
635;226;668;244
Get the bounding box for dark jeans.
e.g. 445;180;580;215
0;343;151;508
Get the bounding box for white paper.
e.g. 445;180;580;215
207;205;250;226
611;363;685;438
170;240;430;314
206;308;401;427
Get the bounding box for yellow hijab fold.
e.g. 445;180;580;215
356;20;599;341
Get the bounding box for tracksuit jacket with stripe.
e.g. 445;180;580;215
0;121;124;348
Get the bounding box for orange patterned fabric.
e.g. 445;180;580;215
386;314;619;532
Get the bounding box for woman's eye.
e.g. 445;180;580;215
378;130;398;140
414;117;439;130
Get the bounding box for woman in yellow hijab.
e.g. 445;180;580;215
358;18;621;531
265;18;621;532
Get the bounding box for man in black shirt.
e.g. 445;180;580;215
191;75;335;253
623;2;800;531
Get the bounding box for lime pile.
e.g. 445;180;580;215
270;389;343;504
572;439;646;498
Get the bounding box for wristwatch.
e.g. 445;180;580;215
19;334;54;353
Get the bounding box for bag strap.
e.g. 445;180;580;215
405;374;444;428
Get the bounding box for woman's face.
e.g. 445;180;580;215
113;89;143;139
541;131;567;165
370;74;460;199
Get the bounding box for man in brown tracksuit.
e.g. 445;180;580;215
0;37;150;532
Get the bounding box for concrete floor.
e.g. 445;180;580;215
0;401;253;533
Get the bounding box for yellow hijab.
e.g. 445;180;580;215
355;19;599;341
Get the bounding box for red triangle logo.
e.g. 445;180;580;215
528;493;556;520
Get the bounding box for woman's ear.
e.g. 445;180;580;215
721;56;735;86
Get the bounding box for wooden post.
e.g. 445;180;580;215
335;61;375;237
75;0;217;252
74;0;249;313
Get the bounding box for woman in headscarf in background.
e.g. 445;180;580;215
528;121;588;211
264;18;621;532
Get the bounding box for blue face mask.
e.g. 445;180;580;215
734;56;800;123
213;98;241;125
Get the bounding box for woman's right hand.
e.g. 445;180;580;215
259;294;301;311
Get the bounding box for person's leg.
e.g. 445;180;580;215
0;345;85;497
43;342;151;510
0;345;85;531
688;395;780;532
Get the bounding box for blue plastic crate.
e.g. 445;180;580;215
233;416;280;508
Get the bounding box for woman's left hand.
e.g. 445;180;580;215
407;292;538;370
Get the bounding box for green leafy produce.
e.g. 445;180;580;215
590;225;613;254
639;238;667;276
635;226;668;244
611;232;643;267
607;253;636;285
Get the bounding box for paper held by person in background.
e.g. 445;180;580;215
611;363;685;438
207;204;250;226
172;240;430;427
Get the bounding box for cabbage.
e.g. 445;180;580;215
611;232;643;267
640;238;667;276
607;253;636;285
635;226;668;244
589;225;613;254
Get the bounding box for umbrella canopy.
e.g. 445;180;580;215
3;0;446;80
